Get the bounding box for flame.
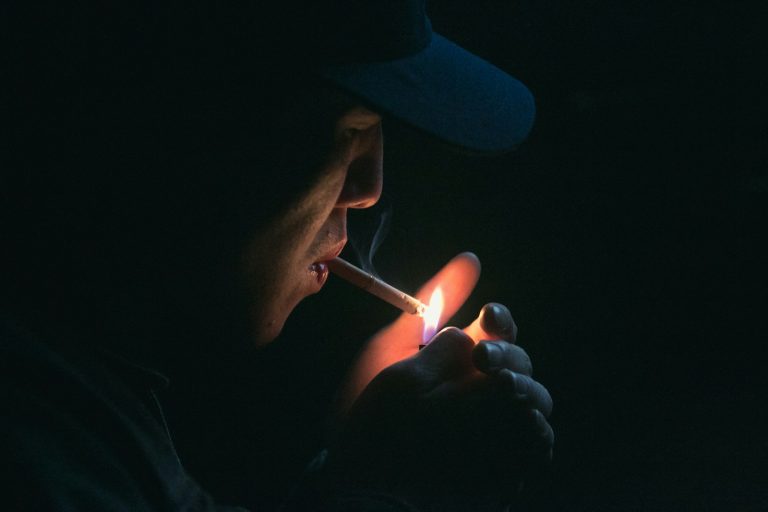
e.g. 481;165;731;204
422;286;444;343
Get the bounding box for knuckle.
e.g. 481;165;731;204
528;380;553;417
494;344;533;376
522;353;533;376
529;409;554;444
542;389;554;417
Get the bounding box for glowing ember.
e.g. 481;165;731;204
422;286;444;343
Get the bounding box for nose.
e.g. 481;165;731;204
335;127;383;209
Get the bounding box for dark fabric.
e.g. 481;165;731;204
0;322;246;511
0;322;417;511
281;450;421;512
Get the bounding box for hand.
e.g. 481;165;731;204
325;255;554;510
325;325;553;510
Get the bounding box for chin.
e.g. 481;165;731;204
249;310;286;345
251;321;284;346
249;297;298;346
246;264;314;346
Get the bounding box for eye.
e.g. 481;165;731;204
343;127;363;139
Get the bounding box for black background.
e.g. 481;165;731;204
164;1;768;511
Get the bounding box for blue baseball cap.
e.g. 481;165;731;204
316;0;535;153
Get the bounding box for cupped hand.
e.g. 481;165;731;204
326;254;554;510
325;325;553;510
336;252;550;418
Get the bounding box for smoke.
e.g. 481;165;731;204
348;204;392;278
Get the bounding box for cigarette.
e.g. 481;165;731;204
327;257;428;317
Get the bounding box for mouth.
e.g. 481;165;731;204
308;239;347;284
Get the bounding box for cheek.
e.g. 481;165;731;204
240;226;317;344
245;265;295;345
237;165;348;343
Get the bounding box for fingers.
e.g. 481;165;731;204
533;409;556;459
494;368;553;417
519;409;555;464
472;341;532;375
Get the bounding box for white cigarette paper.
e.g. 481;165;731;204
327;257;427;316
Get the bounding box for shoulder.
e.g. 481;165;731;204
0;323;155;508
0;323;236;511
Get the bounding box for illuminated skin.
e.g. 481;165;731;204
240;102;383;344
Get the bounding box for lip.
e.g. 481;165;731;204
316;238;347;263
306;238;347;294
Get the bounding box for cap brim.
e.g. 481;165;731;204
322;34;535;153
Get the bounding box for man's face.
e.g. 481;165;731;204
239;96;383;344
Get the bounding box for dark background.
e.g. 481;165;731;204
164;1;768;511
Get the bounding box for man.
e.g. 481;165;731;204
2;1;553;510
